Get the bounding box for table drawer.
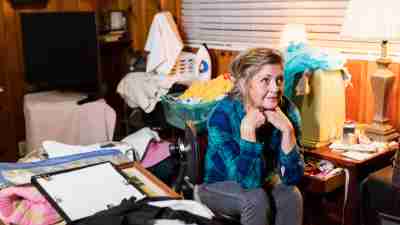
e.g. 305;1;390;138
301;172;345;193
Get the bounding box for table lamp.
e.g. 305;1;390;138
340;0;400;142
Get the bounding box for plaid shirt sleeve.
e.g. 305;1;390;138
277;98;305;185
203;101;265;189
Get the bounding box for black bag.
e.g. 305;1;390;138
74;197;222;225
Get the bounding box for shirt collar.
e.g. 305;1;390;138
232;97;246;120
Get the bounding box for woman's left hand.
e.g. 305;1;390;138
264;107;296;153
264;107;293;133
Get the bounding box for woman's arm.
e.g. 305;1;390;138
264;103;304;185
205;107;265;189
278;104;304;185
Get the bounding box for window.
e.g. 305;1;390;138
181;0;400;59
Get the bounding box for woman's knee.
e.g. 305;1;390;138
287;186;303;209
272;185;303;225
239;188;270;225
274;185;303;209
240;188;269;210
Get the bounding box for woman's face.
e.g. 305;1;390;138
245;64;284;110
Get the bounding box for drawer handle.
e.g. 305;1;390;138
0;86;4;93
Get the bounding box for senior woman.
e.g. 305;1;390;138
196;48;304;225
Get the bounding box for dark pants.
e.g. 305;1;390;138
196;181;303;225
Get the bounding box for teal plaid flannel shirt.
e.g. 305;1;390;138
203;96;304;189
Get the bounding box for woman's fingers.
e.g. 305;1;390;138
264;107;292;132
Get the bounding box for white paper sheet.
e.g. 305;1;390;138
341;151;373;161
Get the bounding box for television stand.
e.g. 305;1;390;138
24;91;116;152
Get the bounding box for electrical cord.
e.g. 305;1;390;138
341;168;350;225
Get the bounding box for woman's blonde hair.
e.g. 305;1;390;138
229;48;284;100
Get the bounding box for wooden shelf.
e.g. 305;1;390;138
99;39;132;49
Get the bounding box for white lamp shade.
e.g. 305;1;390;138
279;23;308;48
340;0;400;41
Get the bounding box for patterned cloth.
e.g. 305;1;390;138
203;96;305;189
0;149;129;188
0;186;60;225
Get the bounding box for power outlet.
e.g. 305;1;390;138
18;141;27;157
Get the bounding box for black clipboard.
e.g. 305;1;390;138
31;161;146;224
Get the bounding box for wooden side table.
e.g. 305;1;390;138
303;146;396;225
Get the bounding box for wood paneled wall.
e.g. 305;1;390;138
0;0;170;145
0;0;132;144
2;0;400;148
130;0;179;51
345;60;400;130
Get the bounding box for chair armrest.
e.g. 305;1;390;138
379;212;400;225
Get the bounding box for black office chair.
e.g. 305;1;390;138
170;121;241;225
169;121;203;198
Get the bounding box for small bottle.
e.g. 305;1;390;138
343;120;356;144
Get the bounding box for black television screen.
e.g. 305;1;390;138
20;12;101;93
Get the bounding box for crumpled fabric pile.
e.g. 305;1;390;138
283;43;347;99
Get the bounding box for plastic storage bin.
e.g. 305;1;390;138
160;94;219;132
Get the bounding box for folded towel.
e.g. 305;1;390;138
117;72;175;113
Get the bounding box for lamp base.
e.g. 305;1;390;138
365;122;399;142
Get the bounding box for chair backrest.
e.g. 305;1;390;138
184;121;203;186
178;122;242;224
172;121;203;196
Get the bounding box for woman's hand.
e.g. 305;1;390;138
264;107;293;133
241;107;265;142
264;108;296;153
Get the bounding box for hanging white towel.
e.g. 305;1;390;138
145;11;183;75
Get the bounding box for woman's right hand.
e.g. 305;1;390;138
240;107;265;142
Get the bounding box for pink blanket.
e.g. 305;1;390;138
0;186;60;225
